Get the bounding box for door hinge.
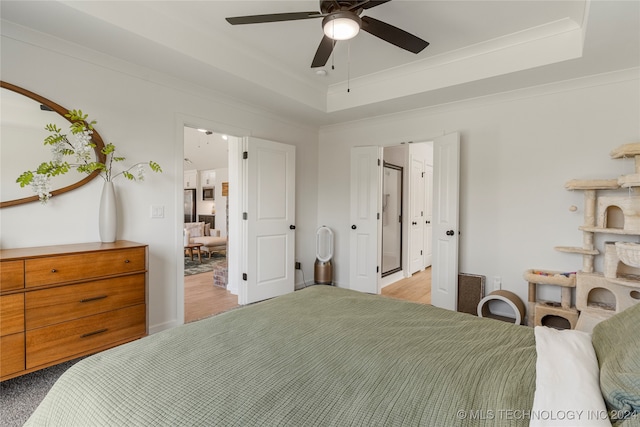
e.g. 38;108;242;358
243;151;248;159
420;250;423;255
376;266;380;273
399;215;402;223
378;158;381;166
377;212;380;220
243;212;248;220
422;172;425;178
243;273;247;281
421;211;424;216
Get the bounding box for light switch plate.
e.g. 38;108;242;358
151;205;164;218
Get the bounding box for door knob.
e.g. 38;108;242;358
446;230;455;236
351;225;357;230
289;225;296;230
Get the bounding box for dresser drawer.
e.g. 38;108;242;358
26;274;145;330
1;260;25;291
25;247;146;288
1;333;25;378
26;304;146;369
0;293;24;336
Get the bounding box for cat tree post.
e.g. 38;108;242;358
583;189;596;273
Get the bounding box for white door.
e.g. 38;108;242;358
430;132;460;310
409;155;425;274
349;146;382;294
240;137;296;305
423;164;433;267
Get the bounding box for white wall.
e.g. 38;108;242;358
0;28;319;332
212;168;229;238
318;70;640;307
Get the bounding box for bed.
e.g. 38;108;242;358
24;286;639;426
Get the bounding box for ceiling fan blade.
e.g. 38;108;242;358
226;12;323;25
311;36;335;68
346;0;391;12
360;1;392;10
361;15;429;54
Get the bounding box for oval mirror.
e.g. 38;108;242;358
0;82;106;208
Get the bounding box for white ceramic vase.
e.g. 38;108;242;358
99;181;117;243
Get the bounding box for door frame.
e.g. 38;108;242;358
352;135;459;305
381;142;433;283
175;114;249;326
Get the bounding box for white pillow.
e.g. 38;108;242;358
530;326;611;427
184;222;204;238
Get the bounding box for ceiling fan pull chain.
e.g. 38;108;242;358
332;40;336;70
347;40;351;93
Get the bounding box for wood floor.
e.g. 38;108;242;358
184;267;432;323
381;267;432;304
184;272;238;323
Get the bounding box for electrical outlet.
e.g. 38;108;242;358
493;276;502;291
295;262;301;270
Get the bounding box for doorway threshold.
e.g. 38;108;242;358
381;270;406;289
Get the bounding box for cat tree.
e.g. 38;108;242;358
525;143;640;331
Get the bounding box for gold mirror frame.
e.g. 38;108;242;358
0;82;106;208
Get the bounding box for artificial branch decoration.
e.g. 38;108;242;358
17;110;162;203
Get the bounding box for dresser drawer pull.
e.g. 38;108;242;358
51;269;57;273
124;259;130;263
80;295;108;303
81;328;108;338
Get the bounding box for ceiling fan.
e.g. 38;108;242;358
226;0;429;68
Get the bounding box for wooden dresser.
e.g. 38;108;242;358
0;240;147;381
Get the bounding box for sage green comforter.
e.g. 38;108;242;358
25;286;536;426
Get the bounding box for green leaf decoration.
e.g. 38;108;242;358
44;134;66;146
45;123;62;133
149;161;162;173
77;162;105;174
20;109;162;203
102;143;116;155
16;171;34;187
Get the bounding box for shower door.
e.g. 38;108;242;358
381;162;403;277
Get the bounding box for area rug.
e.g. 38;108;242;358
184;252;226;276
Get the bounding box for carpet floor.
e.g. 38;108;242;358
1;357;85;427
184;252;226;276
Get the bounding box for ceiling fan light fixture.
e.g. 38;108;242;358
322;12;361;41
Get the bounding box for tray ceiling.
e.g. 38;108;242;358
1;1;638;126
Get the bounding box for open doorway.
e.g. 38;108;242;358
350;133;458;307
182;126;237;322
380;142;433;302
